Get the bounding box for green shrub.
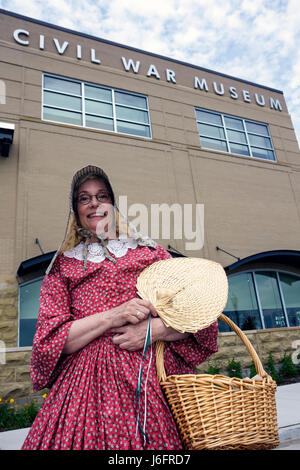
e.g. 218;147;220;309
279;354;298;380
266;353;280;383
205;365;220;375
249;361;257;378
0;399;40;431
226;358;242;378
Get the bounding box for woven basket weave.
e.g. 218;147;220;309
156;314;280;450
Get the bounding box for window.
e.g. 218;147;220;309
18;278;43;347
195;108;276;161
222;272;262;331
279;273;300;327
255;272;286;328
43;74;151;138
220;270;300;332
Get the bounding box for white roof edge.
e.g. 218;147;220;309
0;122;15;130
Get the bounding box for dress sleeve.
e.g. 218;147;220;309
153;244;173;261
163;321;219;376
30;257;74;391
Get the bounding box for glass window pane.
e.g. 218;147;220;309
44;76;81;95
195;108;276;161
85;85;112;102
85;100;113;117
248;134;272;149
116;105;149;124
43;76;152;139
196;109;222;126
229;142;250;156
227;129;247;144
255;272;286;328
114;92;147;109
279;273;300;327
197;123;225;139
200;136;228;152
19;279;43;347
85;115;114;131
245;121;269;136
43;107;82;126
219;273;262;332
252;147;275;160
224;116;244;130
116;121;150;137
44;91;82;111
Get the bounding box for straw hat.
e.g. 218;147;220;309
136;257;228;333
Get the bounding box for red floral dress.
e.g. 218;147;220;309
22;243;218;450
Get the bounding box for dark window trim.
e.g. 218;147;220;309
226;250;300;273
17;251;55;283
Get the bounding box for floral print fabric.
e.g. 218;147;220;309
22;244;218;450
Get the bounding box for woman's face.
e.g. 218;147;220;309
76;178;115;239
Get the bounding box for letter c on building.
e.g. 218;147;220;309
13;29;30;46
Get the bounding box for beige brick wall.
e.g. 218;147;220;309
1;13;300;275
0;11;300;402
0;278;18;348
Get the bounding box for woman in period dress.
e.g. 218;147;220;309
22;165;218;450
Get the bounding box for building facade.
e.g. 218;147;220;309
0;9;300;398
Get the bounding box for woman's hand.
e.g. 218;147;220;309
106;298;158;329
111;317;189;351
62;299;188;355
62;298;157;355
111;319;150;351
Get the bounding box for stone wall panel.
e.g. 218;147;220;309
0;328;299;400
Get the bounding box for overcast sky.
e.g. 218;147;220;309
1;0;300;147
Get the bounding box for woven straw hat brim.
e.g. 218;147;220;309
136;257;228;333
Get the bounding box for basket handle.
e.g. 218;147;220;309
156;313;268;383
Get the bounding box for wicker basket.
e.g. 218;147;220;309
156;314;280;450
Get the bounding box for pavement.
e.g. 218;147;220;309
271;382;300;450
0;382;299;451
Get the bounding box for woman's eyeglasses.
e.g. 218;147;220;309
77;193;111;205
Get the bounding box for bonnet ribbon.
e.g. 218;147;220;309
76;227;117;268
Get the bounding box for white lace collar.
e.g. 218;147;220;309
63;238;138;263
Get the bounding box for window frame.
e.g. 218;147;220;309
221;269;300;332
18;276;44;347
42;73;152;139
195;108;276;162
